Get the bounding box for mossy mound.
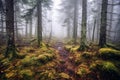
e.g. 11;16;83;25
19;69;34;80
76;64;90;77
65;45;79;52
37;53;55;63
99;48;120;60
0;54;5;60
21;56;38;67
38;69;56;80
90;61;120;80
81;52;92;59
59;72;70;79
21;53;55;67
74;53;82;65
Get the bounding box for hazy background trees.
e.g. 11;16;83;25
0;0;120;49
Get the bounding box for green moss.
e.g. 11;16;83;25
99;48;120;60
20;69;33;80
37;53;54;63
90;61;120;80
65;45;79;52
1;58;10;66
0;54;5;60
59;72;70;79
81;52;92;59
39;69;56;80
21;56;39;66
76;64;90;77
5;71;16;79
21;52;55;67
37;54;48;63
74;53;82;65
76;68;85;76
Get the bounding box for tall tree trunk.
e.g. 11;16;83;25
47;20;52;44
29;16;32;38
92;18;96;42
96;1;101;44
67;18;70;38
108;0;113;36
37;1;42;47
1;11;4;34
78;0;87;51
99;0;108;47
25;19;28;38
14;5;18;40
5;0;17;59
73;0;78;44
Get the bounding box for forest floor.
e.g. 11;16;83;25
0;41;120;80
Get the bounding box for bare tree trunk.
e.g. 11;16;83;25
29;16;32;38
92;18;96;42
25;19;28;38
47;20;52;44
5;0;17;60
67;18;70;38
99;0;108;47
1;11;4;34
108;0;113;36
37;1;42;47
73;0;78;44
14;4;18;40
79;0;87;51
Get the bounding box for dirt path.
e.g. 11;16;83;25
54;42;76;80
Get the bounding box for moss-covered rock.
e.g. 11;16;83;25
99;48;120;60
90;61;120;80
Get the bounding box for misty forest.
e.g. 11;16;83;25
0;0;120;80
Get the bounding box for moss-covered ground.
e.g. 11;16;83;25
0;42;120;80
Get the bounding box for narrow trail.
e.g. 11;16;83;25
54;42;77;80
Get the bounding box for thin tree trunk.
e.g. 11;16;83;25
26;19;28;38
1;11;4;34
99;0;108;47
37;1;42;47
29;16;32;38
108;0;113;36
92;18;96;42
14;7;18;40
47;20;52;44
67;18;70;38
73;0;78;44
